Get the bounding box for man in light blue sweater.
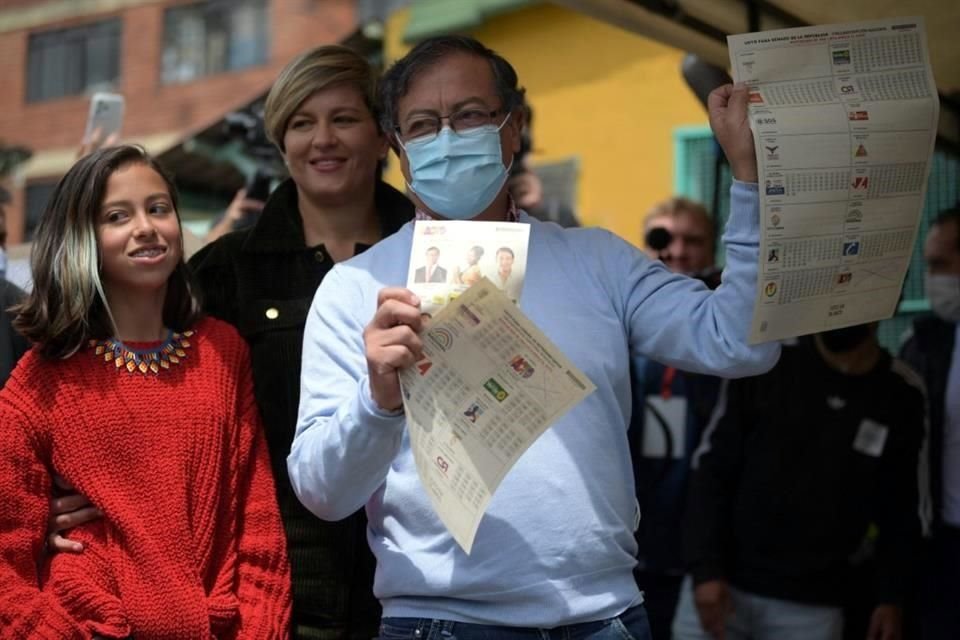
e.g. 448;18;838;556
289;35;780;639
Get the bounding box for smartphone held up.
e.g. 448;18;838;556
84;92;125;141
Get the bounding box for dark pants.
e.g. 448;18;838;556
922;525;960;640
377;605;651;640
634;571;683;640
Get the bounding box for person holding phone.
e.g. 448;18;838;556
0;145;290;637
204;186;268;243
84;93;125;144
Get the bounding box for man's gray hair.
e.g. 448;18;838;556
378;35;526;136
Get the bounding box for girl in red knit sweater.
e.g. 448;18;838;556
0;145;291;639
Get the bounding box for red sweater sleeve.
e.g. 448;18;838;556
228;352;292;639
0;400;89;639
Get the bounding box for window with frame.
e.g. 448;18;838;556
161;0;269;85
27;19;121;102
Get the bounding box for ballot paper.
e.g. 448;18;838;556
398;278;595;553
728;17;939;343
407;219;530;316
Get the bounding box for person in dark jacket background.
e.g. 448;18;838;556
630;196;721;640
0;277;29;387
675;325;925;640
899;206;960;640
0;200;29;387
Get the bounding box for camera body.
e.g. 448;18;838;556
223;107;283;207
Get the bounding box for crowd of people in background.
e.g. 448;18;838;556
0;33;956;640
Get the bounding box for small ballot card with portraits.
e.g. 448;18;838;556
407;219;531;317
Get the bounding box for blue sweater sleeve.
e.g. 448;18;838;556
288;267;406;521
620;180;780;377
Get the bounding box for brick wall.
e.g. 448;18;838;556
0;0;357;244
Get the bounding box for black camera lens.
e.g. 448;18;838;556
645;227;673;251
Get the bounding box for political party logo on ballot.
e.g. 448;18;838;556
770;213;782;227
855;144;868;157
832;49;851;65
765;180;785;196
849;110;869;121
836;272;853;285
851;176;869;190
463;402;484;424
846;208;863;223
509;355;535;379
749;92;764;104
427;327;454;351
416;356;433;376
765;145;780;160
764;282;778;297
483;378;509;402
843;240;861;256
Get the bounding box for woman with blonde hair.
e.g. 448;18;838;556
190;44;414;637
0;145;290;638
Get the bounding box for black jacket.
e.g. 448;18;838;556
900;314;956;532
188;178;413;634
684;339;925;606
0;279;28;388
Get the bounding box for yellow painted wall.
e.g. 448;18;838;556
384;3;711;245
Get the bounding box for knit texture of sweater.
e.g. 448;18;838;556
0;316;291;639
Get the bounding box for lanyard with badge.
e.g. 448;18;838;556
641;366;687;460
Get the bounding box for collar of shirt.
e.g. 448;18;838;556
240;178;414;255
414;196;520;223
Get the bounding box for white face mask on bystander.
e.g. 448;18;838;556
925;272;960;322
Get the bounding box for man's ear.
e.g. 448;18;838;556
377;130;391;160
508;107;526;154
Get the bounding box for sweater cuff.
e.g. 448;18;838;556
724;180;760;244
357;375;407;424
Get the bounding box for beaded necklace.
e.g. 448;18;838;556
89;330;194;375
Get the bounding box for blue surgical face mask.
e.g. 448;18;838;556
925;272;960;322
401;114;513;220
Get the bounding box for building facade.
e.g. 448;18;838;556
0;0;358;245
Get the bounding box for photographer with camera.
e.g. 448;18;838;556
204;112;276;243
203;184;268;243
506;104;580;228
629;196;723;639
